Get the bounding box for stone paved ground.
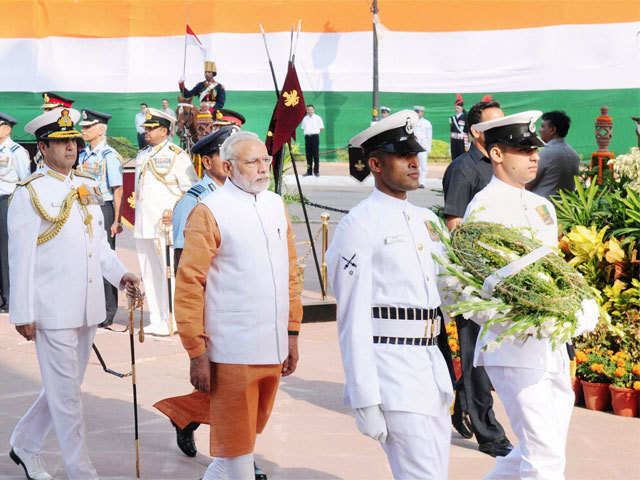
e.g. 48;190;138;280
1;162;638;479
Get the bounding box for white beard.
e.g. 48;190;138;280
231;163;269;194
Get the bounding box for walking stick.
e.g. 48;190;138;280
128;292;144;478
163;224;175;336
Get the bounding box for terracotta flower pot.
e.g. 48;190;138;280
452;357;462;381
609;385;639;417
581;380;611;411
572;377;583;406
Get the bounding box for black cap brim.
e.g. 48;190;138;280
374;135;425;154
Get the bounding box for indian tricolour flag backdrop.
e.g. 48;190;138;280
1;0;640;158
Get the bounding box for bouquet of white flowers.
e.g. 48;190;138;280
433;221;599;349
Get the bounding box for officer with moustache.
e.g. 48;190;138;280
8;107;139;480
78;109;124;328
134;108;198;336
327;110;455;479
0;113;30;312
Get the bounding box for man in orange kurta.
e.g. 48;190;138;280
168;131;302;479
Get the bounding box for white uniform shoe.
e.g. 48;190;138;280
10;448;53;480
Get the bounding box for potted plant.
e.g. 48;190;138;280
607;353;640;417
445;321;462;381
573;349;589;405
576;349;612;411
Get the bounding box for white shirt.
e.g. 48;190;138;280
9;166;127;329
135;112;146;134
327;188;453;416
414;117;432;154
463;176;564;371
134;139;198;239
301;114;324;135
0;137;30;195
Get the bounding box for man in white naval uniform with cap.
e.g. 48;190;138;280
8;107;139;480
134;107;198;336
464;111;598;480
327;110;455;479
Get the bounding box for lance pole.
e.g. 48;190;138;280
371;0;380;123
259;24;286;194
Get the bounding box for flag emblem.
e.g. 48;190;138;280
283;90;300;107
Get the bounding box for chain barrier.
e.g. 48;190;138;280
301;199;350;214
295;223;324;264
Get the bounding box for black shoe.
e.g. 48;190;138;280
303;172;313;177
172;421;199;457
478;437;513;458
314;172;319;177
451;410;473;439
0;305;8;314
254;462;267;480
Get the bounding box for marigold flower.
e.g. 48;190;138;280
634;381;640;391
614;367;626;377
576;351;588;364
632;365;640;376
617;359;626;368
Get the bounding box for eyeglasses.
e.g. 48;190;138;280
238;156;273;168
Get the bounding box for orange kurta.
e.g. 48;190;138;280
153;202;302;454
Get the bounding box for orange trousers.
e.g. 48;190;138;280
154;363;281;457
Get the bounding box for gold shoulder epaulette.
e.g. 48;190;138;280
17;172;44;186
73;169;95;179
169;144;184;154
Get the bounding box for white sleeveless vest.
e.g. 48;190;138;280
200;180;290;364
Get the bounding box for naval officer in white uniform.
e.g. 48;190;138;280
326;110;455;479
134;107;198;335
8;108;139;480
464;111;598;480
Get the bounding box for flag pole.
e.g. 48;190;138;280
260;24;285;194
182;7;190;78
292;20;302;64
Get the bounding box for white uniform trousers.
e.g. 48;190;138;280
136;238;174;334
417;152;429;185
10;325;98;480
483;364;574;480
381;410;451;479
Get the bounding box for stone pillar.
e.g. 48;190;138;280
590;106;614;184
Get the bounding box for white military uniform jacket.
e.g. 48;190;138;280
463;176;565;371
201;180;291;364
134;139;197;239
8;166;127;329
414;117;433;154
0;137;30;195
327;188;453;416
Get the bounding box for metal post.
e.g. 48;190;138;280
371;0;380;123
320;213;330;300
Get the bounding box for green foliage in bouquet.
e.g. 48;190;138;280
434;221;598;348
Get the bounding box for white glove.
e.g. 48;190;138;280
355;405;388;443
573;298;599;337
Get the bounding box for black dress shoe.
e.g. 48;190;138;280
451;410;473;439
254;462;267;480
478;437;513;457
172;421;199;457
0;305;8;313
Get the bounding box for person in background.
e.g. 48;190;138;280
135;103;149;150
413;105;432;187
527;110;580;199
301;104;324;177
380;106;391;119
0;113;30;312
442;99;514;458
450;94;468;160
78;109;124;329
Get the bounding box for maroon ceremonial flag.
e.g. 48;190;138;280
265;62;306;157
121;170;136;229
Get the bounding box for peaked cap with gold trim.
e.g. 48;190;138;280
141;107;175;129
41;92;75;110
24;108;82;140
